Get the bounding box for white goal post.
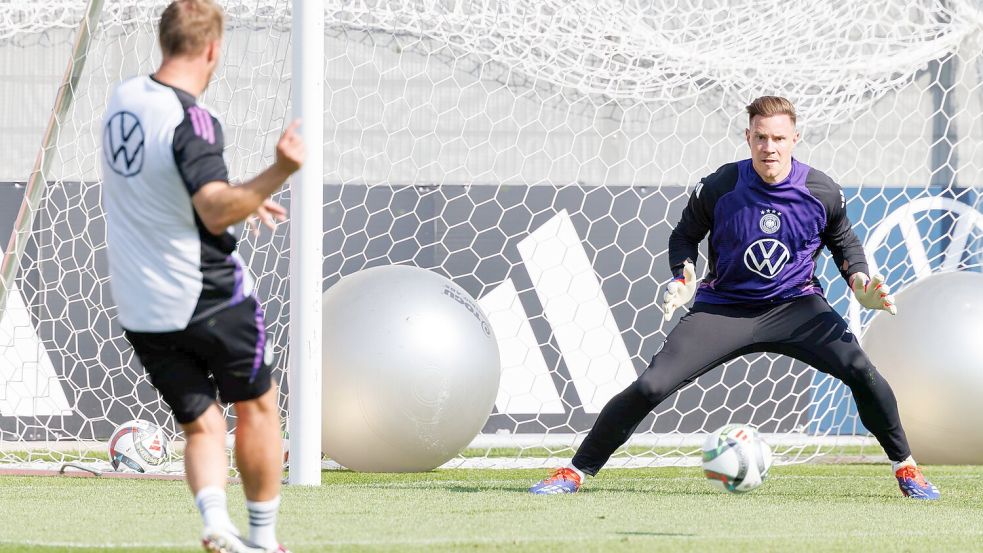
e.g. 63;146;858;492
287;0;324;487
0;0;982;477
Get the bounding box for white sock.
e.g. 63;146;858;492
195;486;235;532
566;464;586;481
246;496;281;549
892;455;916;473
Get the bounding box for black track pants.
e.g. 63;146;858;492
572;294;910;475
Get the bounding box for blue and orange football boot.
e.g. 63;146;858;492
895;465;940;500
529;467;582;495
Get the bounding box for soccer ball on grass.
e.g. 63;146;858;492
108;419;170;473
702;423;772;493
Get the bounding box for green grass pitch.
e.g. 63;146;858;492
1;464;981;552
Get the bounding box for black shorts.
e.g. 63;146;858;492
125;296;274;424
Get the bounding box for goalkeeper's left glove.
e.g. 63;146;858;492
850;272;897;315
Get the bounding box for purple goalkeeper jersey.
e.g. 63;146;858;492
668;158;869;304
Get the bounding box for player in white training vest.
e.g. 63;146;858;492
101;1;304;551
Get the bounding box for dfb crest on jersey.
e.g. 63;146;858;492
758;209;781;234
103;111;145;177
744;238;790;279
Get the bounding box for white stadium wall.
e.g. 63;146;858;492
2;27;982;188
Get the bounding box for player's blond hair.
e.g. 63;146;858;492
158;0;224;58
746;96;797;126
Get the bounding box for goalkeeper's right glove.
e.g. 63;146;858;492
850;272;898;315
662;261;698;321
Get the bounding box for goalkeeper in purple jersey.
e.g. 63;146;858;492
530;96;940;500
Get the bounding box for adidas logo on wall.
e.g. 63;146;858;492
0;244;71;417
478;209;636;414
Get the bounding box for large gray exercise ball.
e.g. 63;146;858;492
321;265;501;471
861;271;983;464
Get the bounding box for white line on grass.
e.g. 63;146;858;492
7;530;983;549
328;473;982;488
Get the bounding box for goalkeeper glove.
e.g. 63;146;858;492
663;261;698;321
850;272;897;315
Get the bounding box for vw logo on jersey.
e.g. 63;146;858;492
103;111;145;177
744;238;791;279
759;209;781;234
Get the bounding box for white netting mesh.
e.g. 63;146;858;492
1;0;981;471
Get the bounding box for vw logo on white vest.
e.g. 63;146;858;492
744;238;790;279
103;111;145;177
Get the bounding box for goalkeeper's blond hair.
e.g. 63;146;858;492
158;0;224;58
746;96;797;127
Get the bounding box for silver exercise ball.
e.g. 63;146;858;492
861;271;983;464
321;265;501;472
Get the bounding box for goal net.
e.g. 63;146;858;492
1;0;981;472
